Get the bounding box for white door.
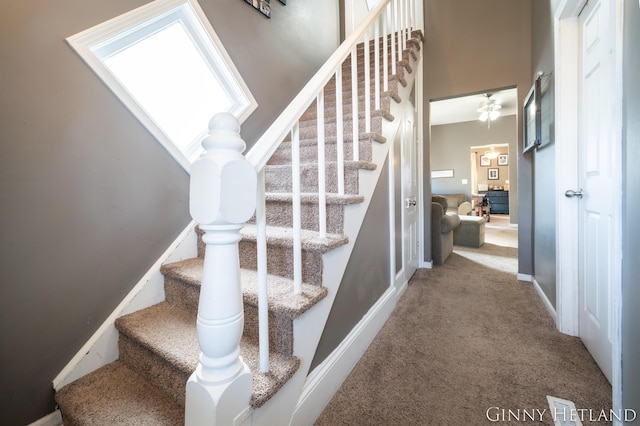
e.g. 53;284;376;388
574;0;614;383
402;112;419;279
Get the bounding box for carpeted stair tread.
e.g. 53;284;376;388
297;108;395;129
265;160;377;173
240;224;349;252
115;302;300;408
55;360;184;426
161;258;328;319
265;192;365;205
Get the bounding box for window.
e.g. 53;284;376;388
67;0;257;171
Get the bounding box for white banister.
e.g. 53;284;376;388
246;0;395;171
186;112;255;426
183;1;420;416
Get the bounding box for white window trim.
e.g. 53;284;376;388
66;0;257;172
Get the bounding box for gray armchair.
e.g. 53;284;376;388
431;195;461;265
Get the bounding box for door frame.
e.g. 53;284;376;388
554;0;623;411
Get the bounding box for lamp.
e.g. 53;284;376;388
477;93;502;128
484;146;499;159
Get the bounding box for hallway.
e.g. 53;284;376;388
314;215;612;425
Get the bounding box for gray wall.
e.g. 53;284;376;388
0;1;339;424
311;158;391;370
531;0;557;307
431;118;516;200
422;0;532;267
622;1;640;420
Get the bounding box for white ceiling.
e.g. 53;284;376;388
429;88;518;126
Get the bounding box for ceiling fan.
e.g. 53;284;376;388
477;93;502;128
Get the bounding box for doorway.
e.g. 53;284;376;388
429;88;518;224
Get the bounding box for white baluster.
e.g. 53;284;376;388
383;6;389;93
186;112;255;426
336;68;345;195
291;123;303;294
256;169;269;373
364;32;371;134
374;18;380;111
317;91;327;238
391;0;397;76
351;46;359;161
397;0;403;63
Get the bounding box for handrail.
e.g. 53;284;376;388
246;0;392;171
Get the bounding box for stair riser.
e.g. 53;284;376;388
164;276;295;356
247;201;346;234
300;96;392;123
323;76;401;96
264;164;362;194
118;335;190;407
295;115;385;142
244;307;294;356
325;77;401;95
267;139;373;165
239;241;324;286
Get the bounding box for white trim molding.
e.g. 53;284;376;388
66;0;257;172
517;273;532;282
291;284;404;425
53;222;197;390
28;410;62;426
532;277;557;322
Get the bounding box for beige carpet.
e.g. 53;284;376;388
315;215;612;425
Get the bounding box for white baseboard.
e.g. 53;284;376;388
421;260;433;269
532;276;557;322
53;222;197;390
517;273;532;282
290;283;403;425
28;410;62;426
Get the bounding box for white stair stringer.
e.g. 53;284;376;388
249;46;420;426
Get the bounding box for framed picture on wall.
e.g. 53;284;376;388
488;168;499;180
498;154;508;165
480;155;491;166
523;77;541;153
244;0;271;18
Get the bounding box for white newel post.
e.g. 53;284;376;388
186;112;256;426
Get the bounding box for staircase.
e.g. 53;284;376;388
55;7;423;425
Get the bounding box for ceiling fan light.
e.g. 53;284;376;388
479;112;489;121
489;110;501;121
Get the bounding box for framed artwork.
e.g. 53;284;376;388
480;155;491;166
523;77;541;153
488;168;499;180
498;154;508;166
279;0;286;3
244;0;271;18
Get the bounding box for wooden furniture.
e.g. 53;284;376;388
479;190;509;214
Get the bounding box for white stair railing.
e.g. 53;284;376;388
187;2;418;422
246;0;416;374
